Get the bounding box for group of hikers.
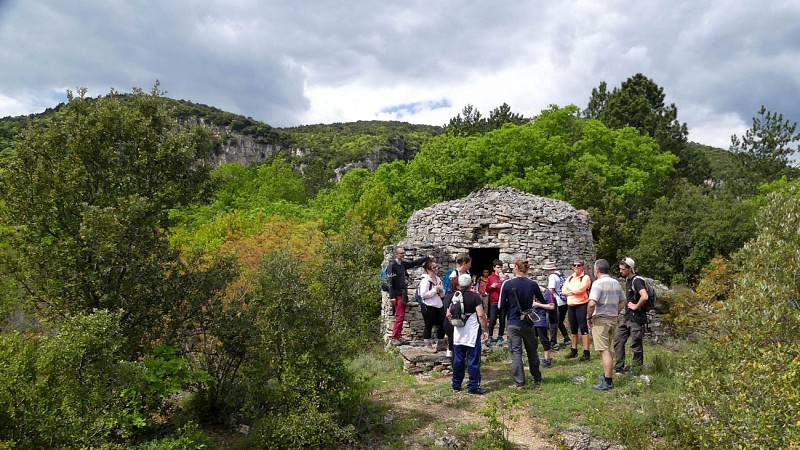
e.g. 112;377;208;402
384;247;650;393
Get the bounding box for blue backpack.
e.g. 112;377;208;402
378;264;391;292
442;268;457;294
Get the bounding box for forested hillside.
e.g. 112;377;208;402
0;75;798;448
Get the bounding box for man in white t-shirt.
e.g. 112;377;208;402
543;261;570;349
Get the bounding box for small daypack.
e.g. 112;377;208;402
415;276;431;307
553;272;566;301
449;291;468;327
378;265;391;293
632;276;657;312
442;268;457;294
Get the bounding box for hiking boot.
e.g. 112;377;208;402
508;383;525;389
580;351;591;362
468;387;488;395
496;337;504;346
592;379;614;391
565;349;578;359
541;358;553;368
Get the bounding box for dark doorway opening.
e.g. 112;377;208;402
469;248;500;278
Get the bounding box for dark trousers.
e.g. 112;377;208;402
421;304;445;339
488;303;506;339
613;318;644;372
452;331;482;392
551;304;570;344
535;326;551;351
568;303;589;335
507;325;541;386
442;296;454;350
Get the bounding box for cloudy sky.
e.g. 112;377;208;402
1;0;799;149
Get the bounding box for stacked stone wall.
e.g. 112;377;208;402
381;186;596;344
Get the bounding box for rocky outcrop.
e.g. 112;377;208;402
190;119;422;175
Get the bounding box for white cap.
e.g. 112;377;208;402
458;273;472;287
620;257;635;269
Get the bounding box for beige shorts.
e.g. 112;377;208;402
591;316;617;352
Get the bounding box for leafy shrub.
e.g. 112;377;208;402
0;311;196;448
248;400;356;449
678;184;800;448
131;422;218;450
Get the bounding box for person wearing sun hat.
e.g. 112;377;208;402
542;261;569;350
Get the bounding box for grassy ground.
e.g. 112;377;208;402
350;341;687;449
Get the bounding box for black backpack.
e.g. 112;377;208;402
632;276;657;312
449;291;468;327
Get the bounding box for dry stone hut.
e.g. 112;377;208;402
382;186;596;345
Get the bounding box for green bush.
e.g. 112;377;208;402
0;311;194;448
679;184;800;448
132;422;218;450
247;400;356;449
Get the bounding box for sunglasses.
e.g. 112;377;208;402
572;263;583;267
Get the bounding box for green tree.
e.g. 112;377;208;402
679;182;800;447
487;102;528;129
585;73;710;184
0;86;231;354
730;105;800;185
628;182;755;285
446;104;487;136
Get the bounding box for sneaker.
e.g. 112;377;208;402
562;338;571;345
468;387;488;395
593;380;614;391
508;383;525;389
550;343;560;351
541;358;553;368
496;337;504;346
613;370;626;376
445;349;452;358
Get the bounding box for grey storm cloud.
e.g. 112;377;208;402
0;0;799;147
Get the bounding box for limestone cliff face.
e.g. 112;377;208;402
332;137;418;180
197;120;420;176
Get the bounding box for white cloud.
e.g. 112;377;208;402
0;0;798;149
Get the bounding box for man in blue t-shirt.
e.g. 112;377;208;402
499;259;548;387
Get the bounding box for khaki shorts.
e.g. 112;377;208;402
591;316;617;352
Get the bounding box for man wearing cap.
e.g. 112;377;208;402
613;257;649;374
446;273;490;395
587;259;626;390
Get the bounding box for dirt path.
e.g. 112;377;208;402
373;365;560;449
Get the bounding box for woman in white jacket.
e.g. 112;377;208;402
419;259;446;351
